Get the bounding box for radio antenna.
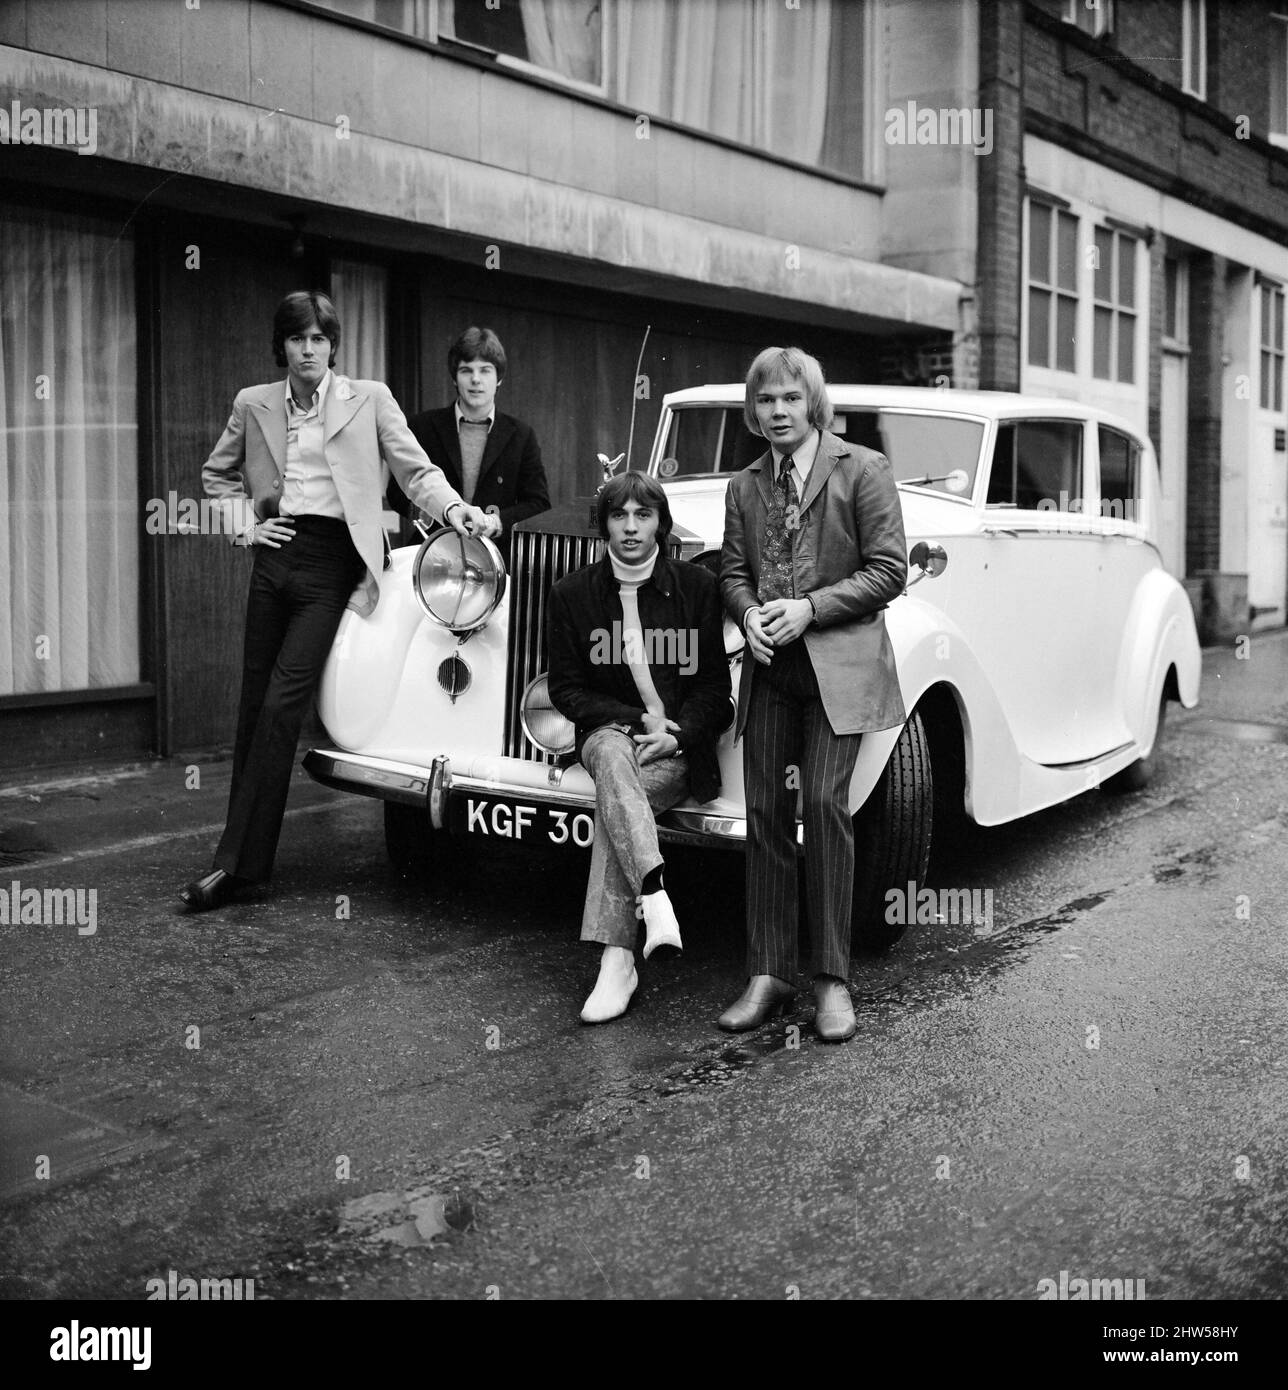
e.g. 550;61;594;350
624;323;651;473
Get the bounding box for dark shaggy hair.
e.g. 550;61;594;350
447;326;507;382
272;291;340;369
595;471;673;548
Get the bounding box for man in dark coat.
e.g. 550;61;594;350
392;326;550;554
548;472;732;1023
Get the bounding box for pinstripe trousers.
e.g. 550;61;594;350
743;640;861;982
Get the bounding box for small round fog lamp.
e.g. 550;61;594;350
520;673;576;755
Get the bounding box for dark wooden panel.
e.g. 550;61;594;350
415;265;879;511
0;700;154;775
153;223;301;753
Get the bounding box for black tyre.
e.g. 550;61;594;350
1103;691;1168;794
851;711;933;951
384;801;438;879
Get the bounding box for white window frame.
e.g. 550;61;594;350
1163;255;1190;351
1063;0;1114;39
1272;15;1288;149
1182;0;1207;100
1092;226;1139;385
1259;278;1285;415
433;0;607;98
1025;200;1081;374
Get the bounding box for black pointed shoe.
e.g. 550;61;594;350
179;869;245;913
717;975;796;1031
813;977;857;1042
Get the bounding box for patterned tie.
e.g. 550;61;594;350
757;454;799;603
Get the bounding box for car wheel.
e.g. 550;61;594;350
1103;692;1168;794
851;711;933;952
384;802;438;879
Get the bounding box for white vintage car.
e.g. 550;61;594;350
304;385;1201;949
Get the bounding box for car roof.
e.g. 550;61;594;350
660;384;1147;436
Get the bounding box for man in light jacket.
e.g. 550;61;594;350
180;290;497;912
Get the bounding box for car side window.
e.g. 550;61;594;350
986;420;1083;511
1098;425;1141;525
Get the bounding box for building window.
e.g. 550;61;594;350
1092;226;1137;384
615;0;869;176
1063;0;1113;38
315;0;432;38
330;260;389;382
1260;279;1285;413
988;421;1084;511
1027;201;1078;372
1272;16;1288;147
0;207;139;697
441;0;603;91
1163;256;1189;346
1182;0;1206;99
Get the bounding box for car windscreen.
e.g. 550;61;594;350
655;405;984;498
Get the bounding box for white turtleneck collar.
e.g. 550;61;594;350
609;544;660;584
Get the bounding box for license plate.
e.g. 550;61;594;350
450;793;596;848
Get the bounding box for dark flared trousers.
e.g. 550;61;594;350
214;517;365;884
742;639;862;983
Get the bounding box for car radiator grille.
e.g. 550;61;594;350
504;529;602;762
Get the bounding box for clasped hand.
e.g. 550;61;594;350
634;711;682;764
745;598;813;664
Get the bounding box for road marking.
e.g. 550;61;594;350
25;797;363;869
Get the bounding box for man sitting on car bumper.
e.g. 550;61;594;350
547;472;732;1023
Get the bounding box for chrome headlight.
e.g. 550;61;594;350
412;528;506;632
520;673;576;755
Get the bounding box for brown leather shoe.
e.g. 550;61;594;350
813;977;857;1042
717;975;795;1032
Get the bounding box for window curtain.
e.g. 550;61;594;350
0;208;138;696
330;259;388;383
519;0;601;83
441;0;601;85
616;0;844;170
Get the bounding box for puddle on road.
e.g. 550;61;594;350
339;1187;476;1248
655;1027;798;1096
1187;718;1288;746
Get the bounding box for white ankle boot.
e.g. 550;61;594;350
580;946;638;1023
639;889;682;960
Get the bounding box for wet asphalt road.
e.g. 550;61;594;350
1;635;1286;1302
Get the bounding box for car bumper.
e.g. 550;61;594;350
302;747;753;849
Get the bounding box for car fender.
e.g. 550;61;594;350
1115;566;1202;750
317;549;433;749
848;596;1022;822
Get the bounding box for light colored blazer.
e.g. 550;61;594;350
202;375;462;617
720;429;908;737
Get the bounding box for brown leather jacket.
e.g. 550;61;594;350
721;430;908;737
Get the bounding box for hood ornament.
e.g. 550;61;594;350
589;452;626;526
